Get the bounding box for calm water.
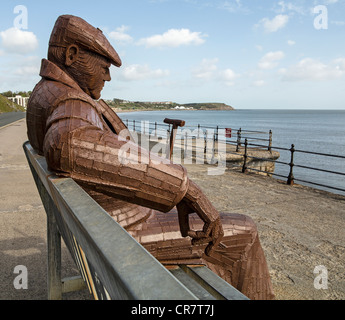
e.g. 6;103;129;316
119;110;345;195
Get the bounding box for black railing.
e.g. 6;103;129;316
123;119;345;195
123;119;272;151
242;139;345;194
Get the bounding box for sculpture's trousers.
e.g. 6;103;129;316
86;190;275;300
129;210;275;300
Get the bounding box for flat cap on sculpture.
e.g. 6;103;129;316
49;15;122;67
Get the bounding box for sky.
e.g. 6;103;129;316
1;0;345;109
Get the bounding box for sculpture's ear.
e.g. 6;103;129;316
65;44;79;67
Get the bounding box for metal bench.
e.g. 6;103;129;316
23;141;249;300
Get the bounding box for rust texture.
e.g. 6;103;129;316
26;15;274;300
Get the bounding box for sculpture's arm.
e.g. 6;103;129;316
43;100;223;254
43;99;189;212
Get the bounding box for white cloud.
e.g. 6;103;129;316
287;40;296;46
220;0;248;13
220;68;240;86
192;58;240;86
275;1;306;15
0;27;38;54
192;58;218;79
281;58;345;81
119;64;170;81
256;45;263;52
138;28;207;48
258;51;285;70
14;65;39;76
12;56;40;76
253;80;266;87
108;25;133;44
0;55;40;91
256;14;289;33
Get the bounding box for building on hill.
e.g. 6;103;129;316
8;95;29;110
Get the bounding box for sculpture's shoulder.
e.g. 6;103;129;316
29;78;94;114
27;76;100;154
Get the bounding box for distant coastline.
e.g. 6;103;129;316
105;98;234;112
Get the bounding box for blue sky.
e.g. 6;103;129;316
1;0;345;109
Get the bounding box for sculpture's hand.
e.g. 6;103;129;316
177;201;224;256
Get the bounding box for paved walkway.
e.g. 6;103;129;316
0;119;91;300
0;112;25;128
0;119;344;300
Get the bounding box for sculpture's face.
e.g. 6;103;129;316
78;52;112;100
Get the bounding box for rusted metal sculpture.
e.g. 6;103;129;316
26;15;275;300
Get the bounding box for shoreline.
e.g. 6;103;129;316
114;108;231;113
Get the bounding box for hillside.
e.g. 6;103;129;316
106;98;234;111
0;94;25;113
181;102;234;110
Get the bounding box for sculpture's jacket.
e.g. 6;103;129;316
27;59;189;214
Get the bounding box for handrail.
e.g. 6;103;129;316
243;139;345;194
123;118;345;195
123;119;273;151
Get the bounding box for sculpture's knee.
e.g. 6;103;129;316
220;213;258;240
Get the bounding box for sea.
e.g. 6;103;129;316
118;109;345;196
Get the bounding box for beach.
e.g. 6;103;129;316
0;118;344;300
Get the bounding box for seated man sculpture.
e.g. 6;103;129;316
26;15;275;300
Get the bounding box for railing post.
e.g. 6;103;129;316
211;131;216;164
126;119;128;128
204;130;207;155
165;127;171;159
268;130;272;152
242;139;248;173
155;121;157;137
133;120;136;132
197;124;200;139
184;131;188;159
216;126;219;141
287;144;295;185
236;128;242;152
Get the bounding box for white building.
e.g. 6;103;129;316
8;95;29;109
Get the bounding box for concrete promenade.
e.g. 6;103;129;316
0;119;344;300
